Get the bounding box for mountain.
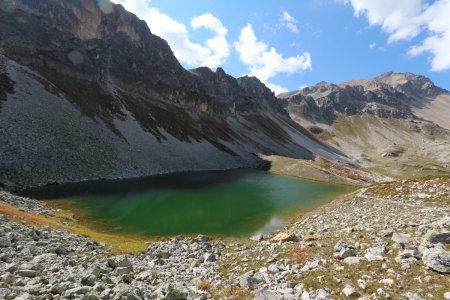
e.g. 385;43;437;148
280;72;450;178
0;0;343;190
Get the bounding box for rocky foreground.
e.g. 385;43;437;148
0;177;449;299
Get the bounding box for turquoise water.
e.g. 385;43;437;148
26;170;351;238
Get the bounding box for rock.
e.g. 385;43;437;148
333;240;356;259
422;230;450;245
301;260;320;272
250;233;264;242
364;244;387;261
341;285;359;298
270;233;299;243
422;245;450;273
239;275;263;290
379;278;394;286
15;269;38;278
268;264;280;273
392;232;412;245
0;236;11;247
254;290;282;300
0;288;10;299
343;257;365;264
81;274;97;286
397;247;421;259
444;291;450;300
117;257;133;269
402;292;424;300
377;288;390;299
315;289;331;300
204;253;216;262
107;258;118;269
115;267;133;275
357;279;366;290
66;286;91;297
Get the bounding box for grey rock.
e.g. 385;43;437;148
254;290;282;300
115;266;133;275
0;288;10;299
422;230;450;245
402;292;423;300
66;286;91;296
341;285;359;298
0;236;11;247
203;253;216;262
333;240;357;259
239;275;263;290
392;232;412;245
250;233;264;242
15;269;38;278
422;245;450;273
377;288;390;299
316;289;331;300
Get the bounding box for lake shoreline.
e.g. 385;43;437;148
0;177;448;299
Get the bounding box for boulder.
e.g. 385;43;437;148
422;230;450;245
392;232;412;245
270;233;299;243
341;285;359;298
333;240;356;259
422;245;450;273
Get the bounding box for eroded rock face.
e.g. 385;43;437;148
280;72;448;124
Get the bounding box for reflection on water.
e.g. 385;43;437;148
22;169;352;237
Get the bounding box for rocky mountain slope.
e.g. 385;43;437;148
0;0;344;190
280;73;450;178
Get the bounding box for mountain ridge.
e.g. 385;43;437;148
0;0;345;190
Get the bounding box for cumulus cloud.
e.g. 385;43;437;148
343;0;450;72
266;83;289;95
234;24;312;94
281;10;300;34
111;0;229;68
191;13;229;68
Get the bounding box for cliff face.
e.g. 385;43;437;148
0;0;342;189
279;72;449;126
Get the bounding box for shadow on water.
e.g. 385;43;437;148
20;169;261;199
21;169;351;238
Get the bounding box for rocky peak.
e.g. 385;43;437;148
282;72;448;124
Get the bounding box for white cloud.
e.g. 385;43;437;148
191;13;229;68
281;10;300;34
110;0;229;69
369;42;376;49
344;0;450;72
266;83;289;95
234;24;312;93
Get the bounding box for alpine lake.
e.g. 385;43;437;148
23;169;354;239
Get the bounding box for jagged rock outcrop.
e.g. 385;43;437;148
280;73;450;177
279;72;448;125
0;0;343;190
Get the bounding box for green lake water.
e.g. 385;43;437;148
24;169;352;238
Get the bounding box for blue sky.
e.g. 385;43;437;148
111;0;450;93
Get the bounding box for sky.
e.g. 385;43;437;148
110;0;450;94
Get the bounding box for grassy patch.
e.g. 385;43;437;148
288;245;316;266
212;285;253;300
